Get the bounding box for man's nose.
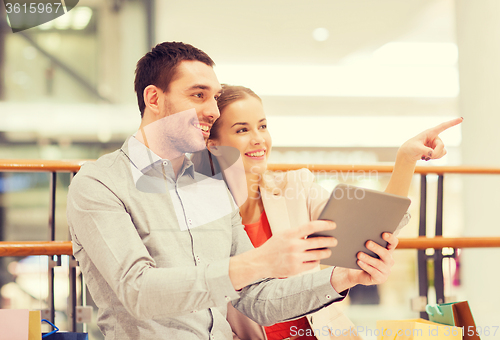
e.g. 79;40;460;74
201;98;220;121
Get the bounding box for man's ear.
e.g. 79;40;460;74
143;85;161;116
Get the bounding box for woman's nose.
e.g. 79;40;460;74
251;132;265;144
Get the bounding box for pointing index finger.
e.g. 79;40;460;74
429;117;463;136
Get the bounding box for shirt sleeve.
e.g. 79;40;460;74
231;268;346;326
67;167;240;320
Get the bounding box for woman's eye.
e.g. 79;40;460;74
236;128;247;133
260;124;267;129
194;93;203;98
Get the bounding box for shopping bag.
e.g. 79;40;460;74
28;311;42;340
0;309;29;340
426;301;480;340
376;318;462;339
0;309;41;340
42;319;88;340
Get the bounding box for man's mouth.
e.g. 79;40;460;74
193;123;210;136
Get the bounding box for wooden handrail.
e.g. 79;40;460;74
268;164;500;175
1;237;500;257
0;241;73;257
0;160;85;172
1;160;500;174
397;236;500;249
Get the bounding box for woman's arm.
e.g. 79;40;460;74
385;117;463;197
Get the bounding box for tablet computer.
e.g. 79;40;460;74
309;183;411;270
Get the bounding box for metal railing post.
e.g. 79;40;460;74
417;174;429;319
68;171;78;331
48;172;57;323
434;175;445;304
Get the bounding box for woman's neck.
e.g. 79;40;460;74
239;172;264;224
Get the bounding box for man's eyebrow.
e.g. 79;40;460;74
186;84;222;93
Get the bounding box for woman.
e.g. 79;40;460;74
192;85;462;340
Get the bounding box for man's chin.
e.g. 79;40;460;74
184;141;207;154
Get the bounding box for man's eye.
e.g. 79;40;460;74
194;93;203;98
260;124;267;129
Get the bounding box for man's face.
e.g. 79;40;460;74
158;61;222;154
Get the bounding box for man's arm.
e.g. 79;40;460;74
228;220;337;290
68;169;241;320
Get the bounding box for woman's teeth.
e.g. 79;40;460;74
247;151;265;157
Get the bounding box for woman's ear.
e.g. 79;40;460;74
207;139;217;151
207;139;222;156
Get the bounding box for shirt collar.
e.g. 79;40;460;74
121;136;195;179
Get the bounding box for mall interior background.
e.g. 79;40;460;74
1;1;499;339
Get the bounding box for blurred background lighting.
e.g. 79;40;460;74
312;27;330;42
71;7;93;30
216;63;459;97
372;42;459;66
38;6;93;31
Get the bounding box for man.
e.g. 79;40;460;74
67;42;398;339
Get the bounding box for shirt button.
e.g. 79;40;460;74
191;310;197;313
211;334;215;339
225;296;230;302
326;294;331;299
163;161;168;166
188;219;192;225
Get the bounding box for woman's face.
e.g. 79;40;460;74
210;96;272;175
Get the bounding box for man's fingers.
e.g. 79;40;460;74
304;236;338;250
428;117;463;136
304;247;332;262
382;233;399;251
298;220;336;238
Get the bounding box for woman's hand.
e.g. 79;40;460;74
330;232;399;292
397;117;463;164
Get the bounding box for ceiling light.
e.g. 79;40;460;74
312;27;329;42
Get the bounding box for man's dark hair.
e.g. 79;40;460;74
134;42;215;117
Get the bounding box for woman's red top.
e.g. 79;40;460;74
243;211;317;340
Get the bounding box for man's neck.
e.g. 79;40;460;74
135;127;185;179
